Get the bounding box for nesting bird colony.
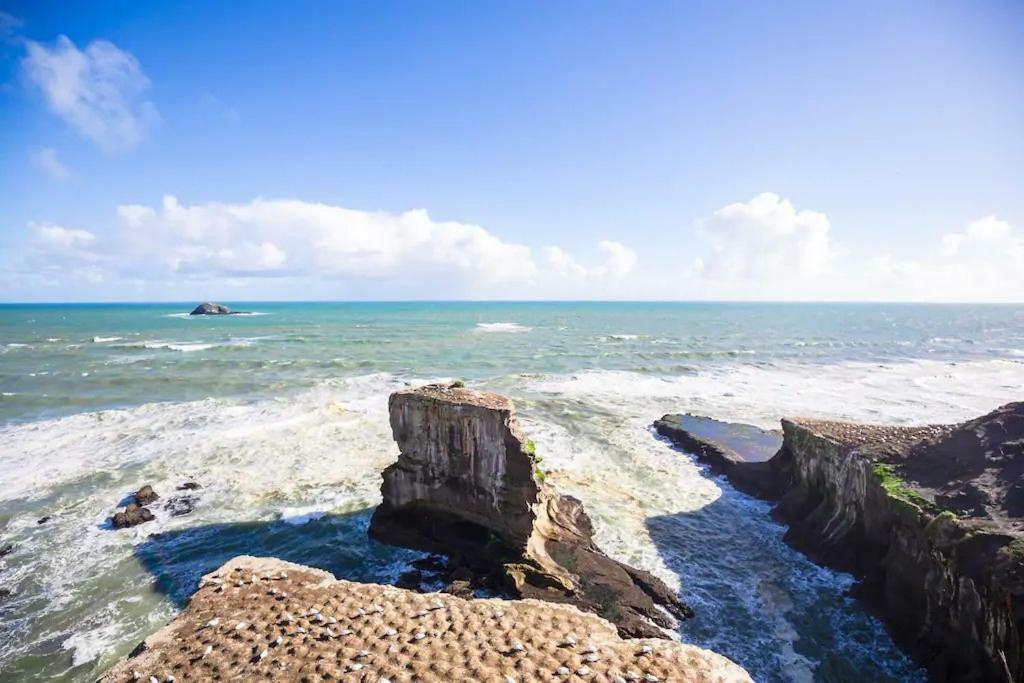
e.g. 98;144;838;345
100;556;751;682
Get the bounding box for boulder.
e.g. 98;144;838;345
370;383;692;638
133;484;159;506
189;302;232;315
112;503;155;529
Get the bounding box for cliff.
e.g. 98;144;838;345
370;383;693;639
659;403;1024;681
99;556;752;683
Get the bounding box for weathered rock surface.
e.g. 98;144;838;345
661;403;1024;681
98;556;751;682
189;302;233;315
371;383;693;638
654;414;785;499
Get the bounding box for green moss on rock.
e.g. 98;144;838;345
873;463;934;512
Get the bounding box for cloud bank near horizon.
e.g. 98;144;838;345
5;192;1021;302
14;196;638;299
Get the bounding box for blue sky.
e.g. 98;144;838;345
1;1;1022;301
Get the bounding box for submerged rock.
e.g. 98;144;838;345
677;403;1024;682
98;556;750;682
371;383;693;638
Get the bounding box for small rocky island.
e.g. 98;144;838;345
189;302;239;315
657;403;1024;682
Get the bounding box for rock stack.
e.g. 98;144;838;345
370;383;692;638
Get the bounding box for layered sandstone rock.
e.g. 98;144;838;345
370;383;692;638
99;556;751;683
659;403;1024;681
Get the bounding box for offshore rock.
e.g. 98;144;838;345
370;383;693;638
98;556;752;682
768;403;1024;682
189;302;233;315
112;503;154;529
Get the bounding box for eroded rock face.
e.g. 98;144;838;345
98;556;751;683
770;403;1024;682
371;383;693;638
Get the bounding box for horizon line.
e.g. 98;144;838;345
1;299;1022;306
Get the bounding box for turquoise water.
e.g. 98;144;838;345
1;302;1023;681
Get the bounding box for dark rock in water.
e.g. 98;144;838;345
395;569;423;591
370;383;693;638
0;542;13;558
163;494;198;517
189;302;233;315
112;503;155;529
730;402;1024;683
133;484;159;506
0;587;12;602
36;516;50;525
176;481;201;491
654;414;786;499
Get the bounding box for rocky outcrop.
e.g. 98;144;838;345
189;302;233;315
112;485;160;529
99;556;751;682
665;404;1024;681
371;383;693;638
654;414;785;499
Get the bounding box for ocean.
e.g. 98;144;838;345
1;302;1022;682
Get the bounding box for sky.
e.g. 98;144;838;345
0;0;1022;302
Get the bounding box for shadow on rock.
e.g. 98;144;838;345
133;506;421;608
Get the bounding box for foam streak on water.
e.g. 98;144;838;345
1;302;1023;682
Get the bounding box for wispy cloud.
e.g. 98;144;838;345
22;35;157;153
28;147;71;180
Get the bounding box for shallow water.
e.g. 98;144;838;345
1;302;1023;681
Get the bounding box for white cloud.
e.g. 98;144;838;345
695;192;832;279
28;147;71;180
22;36;157;153
868;216;1024;302
541;240;637;283
31;222;98;263
26;196;637;298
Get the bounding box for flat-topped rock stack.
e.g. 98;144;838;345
371;383;693;639
99;556;751;683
